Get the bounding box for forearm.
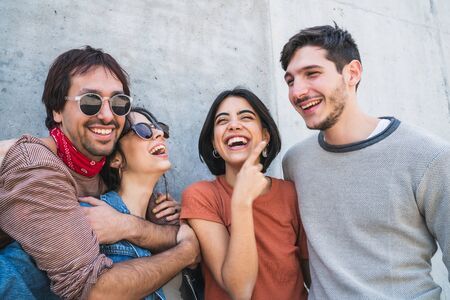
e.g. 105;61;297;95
89;241;196;300
222;203;258;300
122;214;178;252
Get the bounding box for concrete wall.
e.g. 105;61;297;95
1;0;449;298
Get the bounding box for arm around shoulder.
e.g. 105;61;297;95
88;223;200;299
80;196;178;252
0;164;111;299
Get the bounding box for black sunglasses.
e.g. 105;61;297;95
65;93;133;116
131;122;170;140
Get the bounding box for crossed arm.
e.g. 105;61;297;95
80;194;180;252
78;192;200;299
88;223;199;300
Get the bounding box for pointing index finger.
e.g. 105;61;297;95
243;140;267;167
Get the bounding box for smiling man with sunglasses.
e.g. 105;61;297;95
0;46;199;299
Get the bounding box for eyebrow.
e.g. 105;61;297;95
284;65;323;80
238;109;256;116
214;112;229;121
214;109;256;121
79;88;124;95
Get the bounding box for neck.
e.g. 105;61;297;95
224;164;240;187
118;172;161;218
323;97;379;145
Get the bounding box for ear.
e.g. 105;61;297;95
343;60;362;89
109;152;123;169
53;110;62;123
262;128;271;144
211;138;218;152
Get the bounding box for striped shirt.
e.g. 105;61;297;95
0;135;112;299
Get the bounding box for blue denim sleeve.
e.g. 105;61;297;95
0;242;59;299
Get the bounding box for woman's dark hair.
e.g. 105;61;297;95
100;106;166;191
198;88;281;175
42;45;130;129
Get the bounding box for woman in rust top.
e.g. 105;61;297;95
181;88;309;300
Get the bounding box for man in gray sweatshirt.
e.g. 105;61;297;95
281;24;450;299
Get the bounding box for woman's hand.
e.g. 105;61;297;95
233;141;269;207
150;193;180;225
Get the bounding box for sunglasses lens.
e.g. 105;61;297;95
110;95;131;116
134;123;153;139
157;122;170;138
79;94;102;116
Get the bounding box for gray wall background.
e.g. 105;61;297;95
1;0;449;298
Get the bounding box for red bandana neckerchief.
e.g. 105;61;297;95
50;127;106;177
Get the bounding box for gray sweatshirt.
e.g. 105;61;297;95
283;117;450;299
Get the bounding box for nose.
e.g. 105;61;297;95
151;126;164;140
96;99;115;124
291;79;309;100
227;118;242;131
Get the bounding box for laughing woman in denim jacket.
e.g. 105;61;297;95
80;106;181;300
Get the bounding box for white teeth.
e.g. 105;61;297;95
301;99;321;110
150;145;166;155
227;136;248;147
92;128;112;135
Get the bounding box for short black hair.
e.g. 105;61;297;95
280;24;361;88
198;88;281;175
42;45;130;129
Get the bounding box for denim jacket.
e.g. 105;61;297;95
82;191;166;300
0;241;58;299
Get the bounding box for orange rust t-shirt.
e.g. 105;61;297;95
181;175;308;300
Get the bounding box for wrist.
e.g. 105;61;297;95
231;198;253;210
177;240;199;266
122;214;139;241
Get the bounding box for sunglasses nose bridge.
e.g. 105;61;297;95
96;98;115;121
151;126;165;140
134;123;166;141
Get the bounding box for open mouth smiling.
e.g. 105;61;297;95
296;97;323;111
150;144;167;155
90;128;113;135
226;136;249;149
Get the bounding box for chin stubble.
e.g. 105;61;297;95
307;82;347;131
